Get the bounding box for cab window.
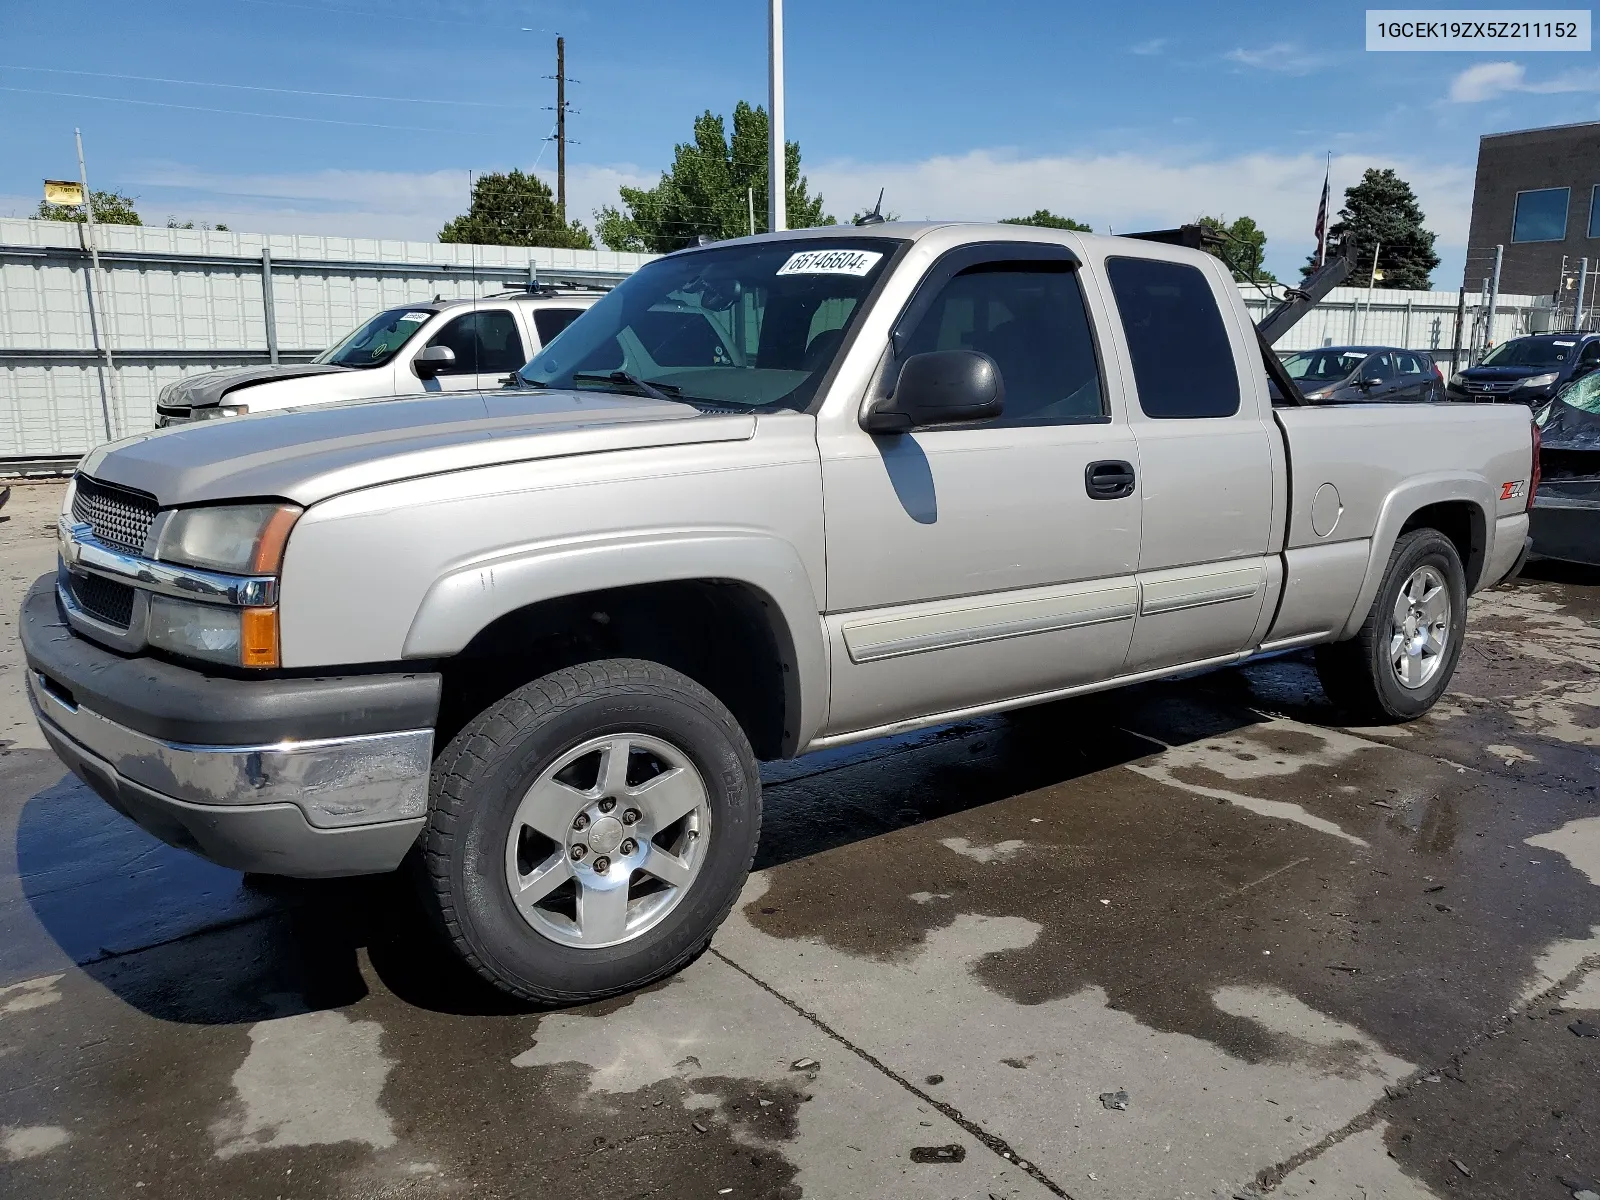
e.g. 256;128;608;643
898;263;1104;425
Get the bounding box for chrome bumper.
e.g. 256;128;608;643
29;669;431;829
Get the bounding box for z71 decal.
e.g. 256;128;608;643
1500;480;1527;500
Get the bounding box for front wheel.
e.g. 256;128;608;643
1314;528;1467;723
419;659;762;1005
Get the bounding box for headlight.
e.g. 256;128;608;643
147;595;278;668
1304;389;1330;400
1449;372;1465;388
155;503;300;574
1516;372;1559;389
190;403;249;419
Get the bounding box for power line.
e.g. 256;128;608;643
0;86;479;133
0;64;525;108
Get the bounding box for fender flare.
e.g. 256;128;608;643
1336;473;1493;641
402;529;827;753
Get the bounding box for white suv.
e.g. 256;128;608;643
155;289;601;424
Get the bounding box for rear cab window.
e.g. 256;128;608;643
1106;257;1239;419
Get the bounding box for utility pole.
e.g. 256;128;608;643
556;35;567;224
76;129;118;442
768;0;786;232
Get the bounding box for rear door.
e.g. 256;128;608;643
1395;352;1432;401
1102;252;1275;673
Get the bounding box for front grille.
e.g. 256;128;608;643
69;572;135;628
72;476;158;554
1467;381;1516;394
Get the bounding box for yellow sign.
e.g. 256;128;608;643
43;179;83;206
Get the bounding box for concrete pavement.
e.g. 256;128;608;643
1;480;1596;1199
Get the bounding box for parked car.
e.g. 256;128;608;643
1529;369;1600;566
154;289;601;425
26;222;1536;1004
1447;332;1600;405
1280;345;1443;402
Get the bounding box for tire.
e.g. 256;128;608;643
1314;528;1467;723
419;658;761;1006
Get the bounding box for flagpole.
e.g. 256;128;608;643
76;129;119;443
1318;152;1330;268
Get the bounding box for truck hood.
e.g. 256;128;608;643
160;363;354;408
82;389;756;508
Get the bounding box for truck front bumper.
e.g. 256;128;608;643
21;576;440;878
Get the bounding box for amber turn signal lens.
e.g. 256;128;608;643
241;606;280;669
250;506;302;574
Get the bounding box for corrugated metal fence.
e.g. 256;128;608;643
1239;284;1543;358
0;215;1561;461
0;217;652;460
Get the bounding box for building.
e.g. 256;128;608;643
1464;119;1600;297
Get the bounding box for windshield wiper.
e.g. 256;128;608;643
571;370;682;403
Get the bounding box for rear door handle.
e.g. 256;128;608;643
1085;459;1136;500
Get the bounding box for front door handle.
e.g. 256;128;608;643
1085;459;1136;500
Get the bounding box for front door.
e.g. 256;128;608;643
819;244;1143;737
421;308;527;391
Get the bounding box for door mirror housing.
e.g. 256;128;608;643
413;344;456;380
862;350;1005;433
1356;374;1381;389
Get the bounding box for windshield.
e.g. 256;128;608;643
315;307;433;368
1282;349;1368;383
1550;370;1600;418
1481;337;1574;368
518;239;902;410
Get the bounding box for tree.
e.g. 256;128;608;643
1198;214;1276;282
999;209;1092;232
35;189;142;226
166;218;230;231
1304;167;1439;289
595;101;831;253
439;169;592;249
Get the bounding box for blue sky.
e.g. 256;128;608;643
3;0;1598;285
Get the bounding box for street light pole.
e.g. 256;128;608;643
76;128;118;442
767;0;786;233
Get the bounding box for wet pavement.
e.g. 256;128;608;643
1;478;1597;1199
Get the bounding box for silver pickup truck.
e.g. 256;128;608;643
23;223;1536;1004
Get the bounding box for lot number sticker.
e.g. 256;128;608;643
777;249;883;277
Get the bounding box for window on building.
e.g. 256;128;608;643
1589;185;1600;239
1513;187;1570;243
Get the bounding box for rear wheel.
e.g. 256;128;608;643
1315;528;1467;723
419;659;761;1005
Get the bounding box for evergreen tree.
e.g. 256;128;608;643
595;101;831;252
1305;168;1439;289
439;170;593;249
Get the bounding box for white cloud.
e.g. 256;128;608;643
1225;42;1329;75
118;162;657;240
1448;61;1526;102
1130;37;1169;55
806;147;1472;278
1448;60;1600;102
74;145;1469;283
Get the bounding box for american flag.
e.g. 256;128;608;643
1314;163;1331;266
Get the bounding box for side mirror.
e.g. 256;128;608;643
862;350;1004;434
413;345;456;380
1356;374;1381;389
